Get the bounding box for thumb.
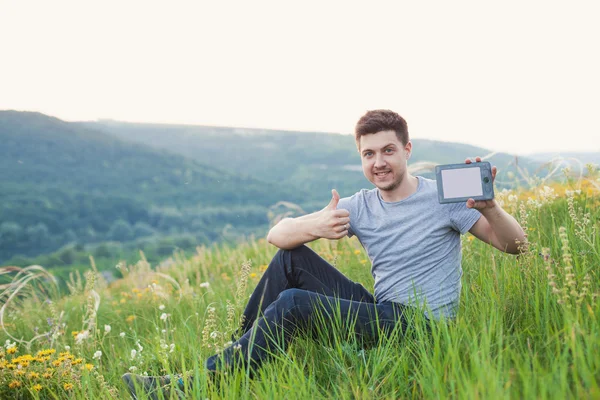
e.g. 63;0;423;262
325;189;340;210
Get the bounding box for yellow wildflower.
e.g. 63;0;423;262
221;273;231;281
33;383;43;391
354;250;361;255
120;298;127;304
42;372;52;379
16;369;26;376
250;273;257;279
52;359;62;367
72;358;83;365
132;288;141;293
9;380;21;389
37;349;56;357
84;363;94;371
28;371;40;379
259;264;268;272
64;382;74;390
7;346;17;355
126;315;136;323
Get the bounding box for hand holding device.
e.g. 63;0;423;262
435;157;497;209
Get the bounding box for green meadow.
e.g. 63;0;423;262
1;177;599;399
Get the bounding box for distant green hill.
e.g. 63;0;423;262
1;111;557;265
0;111;302;263
81;120;545;201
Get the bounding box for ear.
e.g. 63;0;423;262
404;141;412;159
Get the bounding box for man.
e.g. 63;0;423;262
124;109;526;399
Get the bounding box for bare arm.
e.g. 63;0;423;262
267;190;350;250
464;156;526;254
267;211;323;250
469;204;527;254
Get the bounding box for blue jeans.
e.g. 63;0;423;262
205;245;409;374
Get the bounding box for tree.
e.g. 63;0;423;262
108;219;133;242
133;222;156;238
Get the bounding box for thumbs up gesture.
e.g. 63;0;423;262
317;189;351;240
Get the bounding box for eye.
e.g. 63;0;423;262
385;148;393;153
364;151;373;157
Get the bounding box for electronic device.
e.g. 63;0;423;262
435;161;494;204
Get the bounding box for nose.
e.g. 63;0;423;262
374;153;386;169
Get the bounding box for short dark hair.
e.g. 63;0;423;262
355;109;409;146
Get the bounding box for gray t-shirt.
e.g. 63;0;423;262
337;176;481;320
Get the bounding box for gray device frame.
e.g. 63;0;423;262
435;161;494;204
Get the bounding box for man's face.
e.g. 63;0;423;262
358;130;411;192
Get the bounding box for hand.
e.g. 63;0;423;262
465;156;497;211
317;189;351;239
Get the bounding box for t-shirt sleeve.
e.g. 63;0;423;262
337;193;358;238
446;202;482;234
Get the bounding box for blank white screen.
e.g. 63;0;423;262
441;167;483;198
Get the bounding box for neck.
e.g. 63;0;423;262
379;174;418;202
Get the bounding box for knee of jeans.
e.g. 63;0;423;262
276;288;308;310
276;245;308;259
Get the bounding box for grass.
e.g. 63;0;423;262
1;178;599;399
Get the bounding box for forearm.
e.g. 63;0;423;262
267;211;322;250
482;203;527;254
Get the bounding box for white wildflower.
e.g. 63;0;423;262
93;350;102;359
160;313;168;321
210;331;218;339
129;366;137;372
75;330;90;345
120;332;126;338
169;344;175;353
159;304;165;311
200;282;210;288
104;325;111;333
131;349;137;359
233;344;242;351
65;345;70;351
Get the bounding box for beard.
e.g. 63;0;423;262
373;171;404;192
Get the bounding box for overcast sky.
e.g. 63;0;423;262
1;0;599;155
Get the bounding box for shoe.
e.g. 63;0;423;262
122;373;186;400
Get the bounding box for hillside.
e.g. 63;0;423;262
0;111;302;263
81;120;546;199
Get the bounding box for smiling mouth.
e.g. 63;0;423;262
374;171;390;178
